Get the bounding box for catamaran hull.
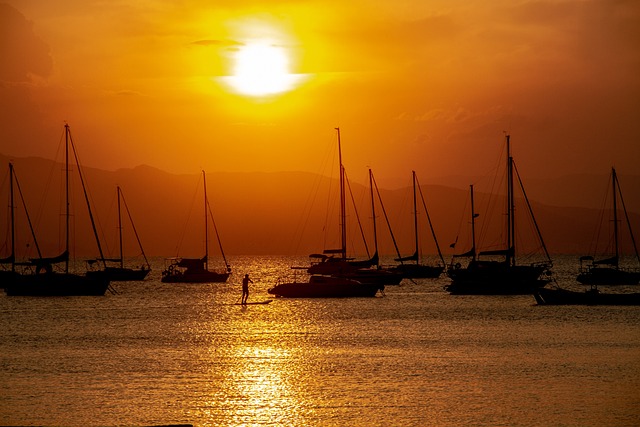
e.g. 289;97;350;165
4;273;110;296
446;263;550;295
576;267;640;286
307;255;378;275
534;287;640;305
268;282;381;298
268;276;383;298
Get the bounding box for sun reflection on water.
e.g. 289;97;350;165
226;346;299;425
192;303;313;427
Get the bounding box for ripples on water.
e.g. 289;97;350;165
1;255;639;426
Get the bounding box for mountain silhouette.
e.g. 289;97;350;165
1;153;638;258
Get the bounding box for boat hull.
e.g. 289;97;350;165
576;267;640;286
268;276;382;298
446;261;550;295
307;256;378;275
4;273;110;296
535;286;640;306
0;270;20;289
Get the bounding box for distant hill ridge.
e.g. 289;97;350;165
1;153;638;257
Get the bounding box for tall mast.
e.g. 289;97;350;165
506;134;515;266
415;173;445;265
336;128;347;260
65;124;70;274
613;168;640;266
412;171;419;264
9;163;15;272
13;165;43;259
203;170;209;270
69;125;106;269
369;169;379;259
120;189;150;269
612;167;619;266
470;184;477;261
117;186;124;268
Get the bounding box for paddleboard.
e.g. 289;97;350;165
229;300;272;305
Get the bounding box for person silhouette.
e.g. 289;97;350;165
241;273;253;305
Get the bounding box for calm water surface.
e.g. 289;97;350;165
1;256;639;426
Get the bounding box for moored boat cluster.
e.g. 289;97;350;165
1;127;639;304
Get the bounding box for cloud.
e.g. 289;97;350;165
113;89;146;97
0;3;53;83
501;1;640;77
191;39;244;48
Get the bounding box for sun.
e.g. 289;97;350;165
226;42;303;96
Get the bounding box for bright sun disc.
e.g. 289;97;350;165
226;42;301;96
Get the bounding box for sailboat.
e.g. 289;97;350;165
86;186;151;281
391;171;445;278
445;134;553;295
268;128;384;298
268;274;381;298
322;168;404;286
4;124;111;296
1;162;46;287
161;170;231;283
304;129;378;276
1;163;20;286
576;168;640;285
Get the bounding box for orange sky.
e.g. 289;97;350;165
1;1;639;188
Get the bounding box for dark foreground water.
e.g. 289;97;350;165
1;256;639;426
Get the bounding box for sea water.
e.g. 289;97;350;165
1;255;639;427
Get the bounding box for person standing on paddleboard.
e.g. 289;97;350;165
241;274;253;305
